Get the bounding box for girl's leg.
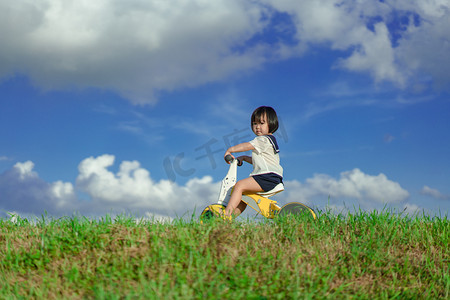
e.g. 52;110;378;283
233;201;248;217
225;177;263;217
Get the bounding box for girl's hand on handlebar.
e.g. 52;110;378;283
224;152;235;164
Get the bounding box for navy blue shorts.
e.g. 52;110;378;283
252;173;283;192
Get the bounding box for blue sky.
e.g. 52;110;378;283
0;0;449;220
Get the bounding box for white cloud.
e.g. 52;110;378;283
0;0;274;104
395;4;450;89
337;22;405;85
0;155;218;218
279;169;410;208
1;1;449;104
12;161;37;179
0;156;433;219
268;0;450;89
265;1;404;86
420;185;450;200
75;154;218;216
0;161;77;215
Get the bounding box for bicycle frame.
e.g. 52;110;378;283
216;157;283;219
201;155;317;221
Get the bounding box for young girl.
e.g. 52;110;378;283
223;106;283;217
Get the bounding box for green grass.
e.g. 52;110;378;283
0;210;448;299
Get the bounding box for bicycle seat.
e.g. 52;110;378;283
256;183;284;198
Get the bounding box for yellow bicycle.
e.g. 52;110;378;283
200;155;316;221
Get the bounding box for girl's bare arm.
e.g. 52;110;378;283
237;155;252;165
224;142;255;162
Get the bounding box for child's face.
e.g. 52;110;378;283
252;113;270;136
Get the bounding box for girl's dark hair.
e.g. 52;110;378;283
251;106;279;133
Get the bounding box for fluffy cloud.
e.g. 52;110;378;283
266;0;450;88
0;155;413;218
420;185;450;200
0;161;77;215
395;2;450;89
0;0;449;104
264;1;401;83
279;169;410;210
0;155;219;218
76;155;218;216
0;0;273;104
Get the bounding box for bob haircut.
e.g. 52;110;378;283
251;106;279;133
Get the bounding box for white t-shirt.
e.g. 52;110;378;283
249;135;283;177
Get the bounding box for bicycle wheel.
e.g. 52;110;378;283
200;204;226;221
278;202;317;219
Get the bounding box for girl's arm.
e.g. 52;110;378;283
224;142;255;163
237;155;252;165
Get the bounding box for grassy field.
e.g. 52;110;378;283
0;210;448;299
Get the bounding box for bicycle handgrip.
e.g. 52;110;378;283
225;154;234;163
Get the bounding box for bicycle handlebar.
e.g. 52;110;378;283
225;154;234;163
225;154;243;166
